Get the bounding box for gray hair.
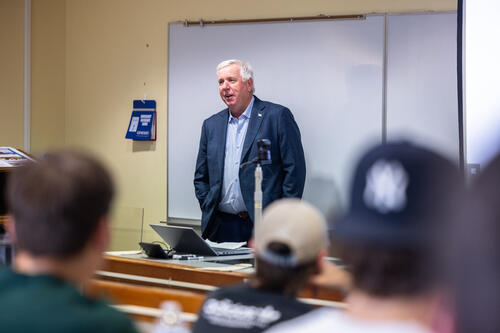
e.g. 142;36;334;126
216;59;255;93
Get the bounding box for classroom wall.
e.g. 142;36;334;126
0;0;25;148
31;0;66;153
27;0;457;250
0;0;66;153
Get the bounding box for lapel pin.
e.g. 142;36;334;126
258;113;262;117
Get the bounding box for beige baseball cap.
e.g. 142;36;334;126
255;198;329;267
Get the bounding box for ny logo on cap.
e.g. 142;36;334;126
363;160;409;214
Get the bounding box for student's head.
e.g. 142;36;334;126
448;154;500;333
333;141;460;297
253;198;329;295
6;150;114;259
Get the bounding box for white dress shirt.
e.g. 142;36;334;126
218;96;255;214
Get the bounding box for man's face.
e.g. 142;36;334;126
217;64;253;115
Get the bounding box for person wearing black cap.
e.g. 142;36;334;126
446;152;500;333
192;198;329;333
267;141;461;333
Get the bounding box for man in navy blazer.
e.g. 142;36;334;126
194;59;306;242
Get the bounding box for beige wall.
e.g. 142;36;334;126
0;0;25;148
21;0;457;250
63;0;457;250
31;0;66;154
0;0;66;153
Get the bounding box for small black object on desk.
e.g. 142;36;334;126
139;242;172;259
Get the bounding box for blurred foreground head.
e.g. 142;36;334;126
7;150;114;258
450;154;500;333
333;141;461;296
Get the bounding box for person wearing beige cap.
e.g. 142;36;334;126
192;198;328;333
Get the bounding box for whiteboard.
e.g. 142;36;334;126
167;13;458;222
386;13;459;163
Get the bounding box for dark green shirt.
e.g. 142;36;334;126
0;268;138;333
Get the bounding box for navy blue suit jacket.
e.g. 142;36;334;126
194;96;306;238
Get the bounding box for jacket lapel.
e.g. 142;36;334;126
241;96;265;163
216;110;229;180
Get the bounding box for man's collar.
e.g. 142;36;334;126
228;96;255;121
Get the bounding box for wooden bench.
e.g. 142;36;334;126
93;270;347;309
84;279;205;323
94;270;216;294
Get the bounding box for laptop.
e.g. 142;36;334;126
150;224;253;256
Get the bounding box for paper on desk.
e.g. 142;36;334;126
205;240;247;249
197;263;252;272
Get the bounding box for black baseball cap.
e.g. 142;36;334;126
333;141;461;247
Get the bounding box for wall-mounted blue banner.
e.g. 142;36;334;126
126;100;156;141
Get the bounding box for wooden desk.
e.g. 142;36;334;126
101;253;346;303
102;254;248;286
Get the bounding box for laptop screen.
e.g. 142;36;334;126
150;224;217;256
